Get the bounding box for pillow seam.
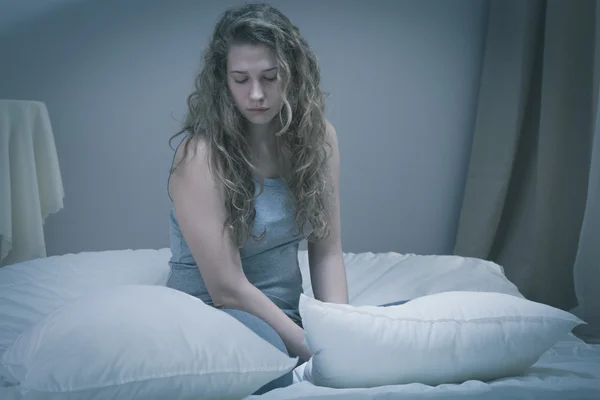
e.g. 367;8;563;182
309;307;579;324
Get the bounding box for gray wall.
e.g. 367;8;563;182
0;0;489;256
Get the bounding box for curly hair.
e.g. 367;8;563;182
169;2;332;248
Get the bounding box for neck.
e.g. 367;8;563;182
246;119;280;149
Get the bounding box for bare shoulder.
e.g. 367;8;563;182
324;119;340;160
172;134;209;173
325;119;338;144
169;133;220;197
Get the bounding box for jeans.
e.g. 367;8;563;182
222;299;410;395
221;309;294;395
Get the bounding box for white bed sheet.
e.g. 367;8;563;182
1;249;598;399
2;335;598;400
0;361;19;400
0;386;19;400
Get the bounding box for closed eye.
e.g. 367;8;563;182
233;76;276;84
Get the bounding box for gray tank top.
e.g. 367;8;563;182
167;172;306;326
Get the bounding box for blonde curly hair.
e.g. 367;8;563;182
170;2;332;248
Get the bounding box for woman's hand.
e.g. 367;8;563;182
289;333;312;362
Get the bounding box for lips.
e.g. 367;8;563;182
248;108;269;111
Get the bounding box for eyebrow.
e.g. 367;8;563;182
230;67;278;74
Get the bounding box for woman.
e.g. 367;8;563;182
166;2;349;392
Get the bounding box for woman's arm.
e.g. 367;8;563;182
307;121;350;304
169;135;312;361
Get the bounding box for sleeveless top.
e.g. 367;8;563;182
167;167;307;327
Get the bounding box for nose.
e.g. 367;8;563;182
250;81;265;102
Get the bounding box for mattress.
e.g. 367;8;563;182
1;248;599;399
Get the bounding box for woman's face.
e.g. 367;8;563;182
226;43;284;127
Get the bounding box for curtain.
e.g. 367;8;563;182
454;0;599;343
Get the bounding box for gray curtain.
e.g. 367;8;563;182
454;0;600;343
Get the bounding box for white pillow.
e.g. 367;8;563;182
299;291;585;388
1;284;297;400
298;251;526;306
0;248;172;356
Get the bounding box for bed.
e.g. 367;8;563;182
1;248;599;399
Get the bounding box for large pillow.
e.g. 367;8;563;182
0;248;519;358
297;251;525;305
298;291;585;389
0;248;172;356
1;284;297;400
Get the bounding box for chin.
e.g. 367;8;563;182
244;113;277;126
